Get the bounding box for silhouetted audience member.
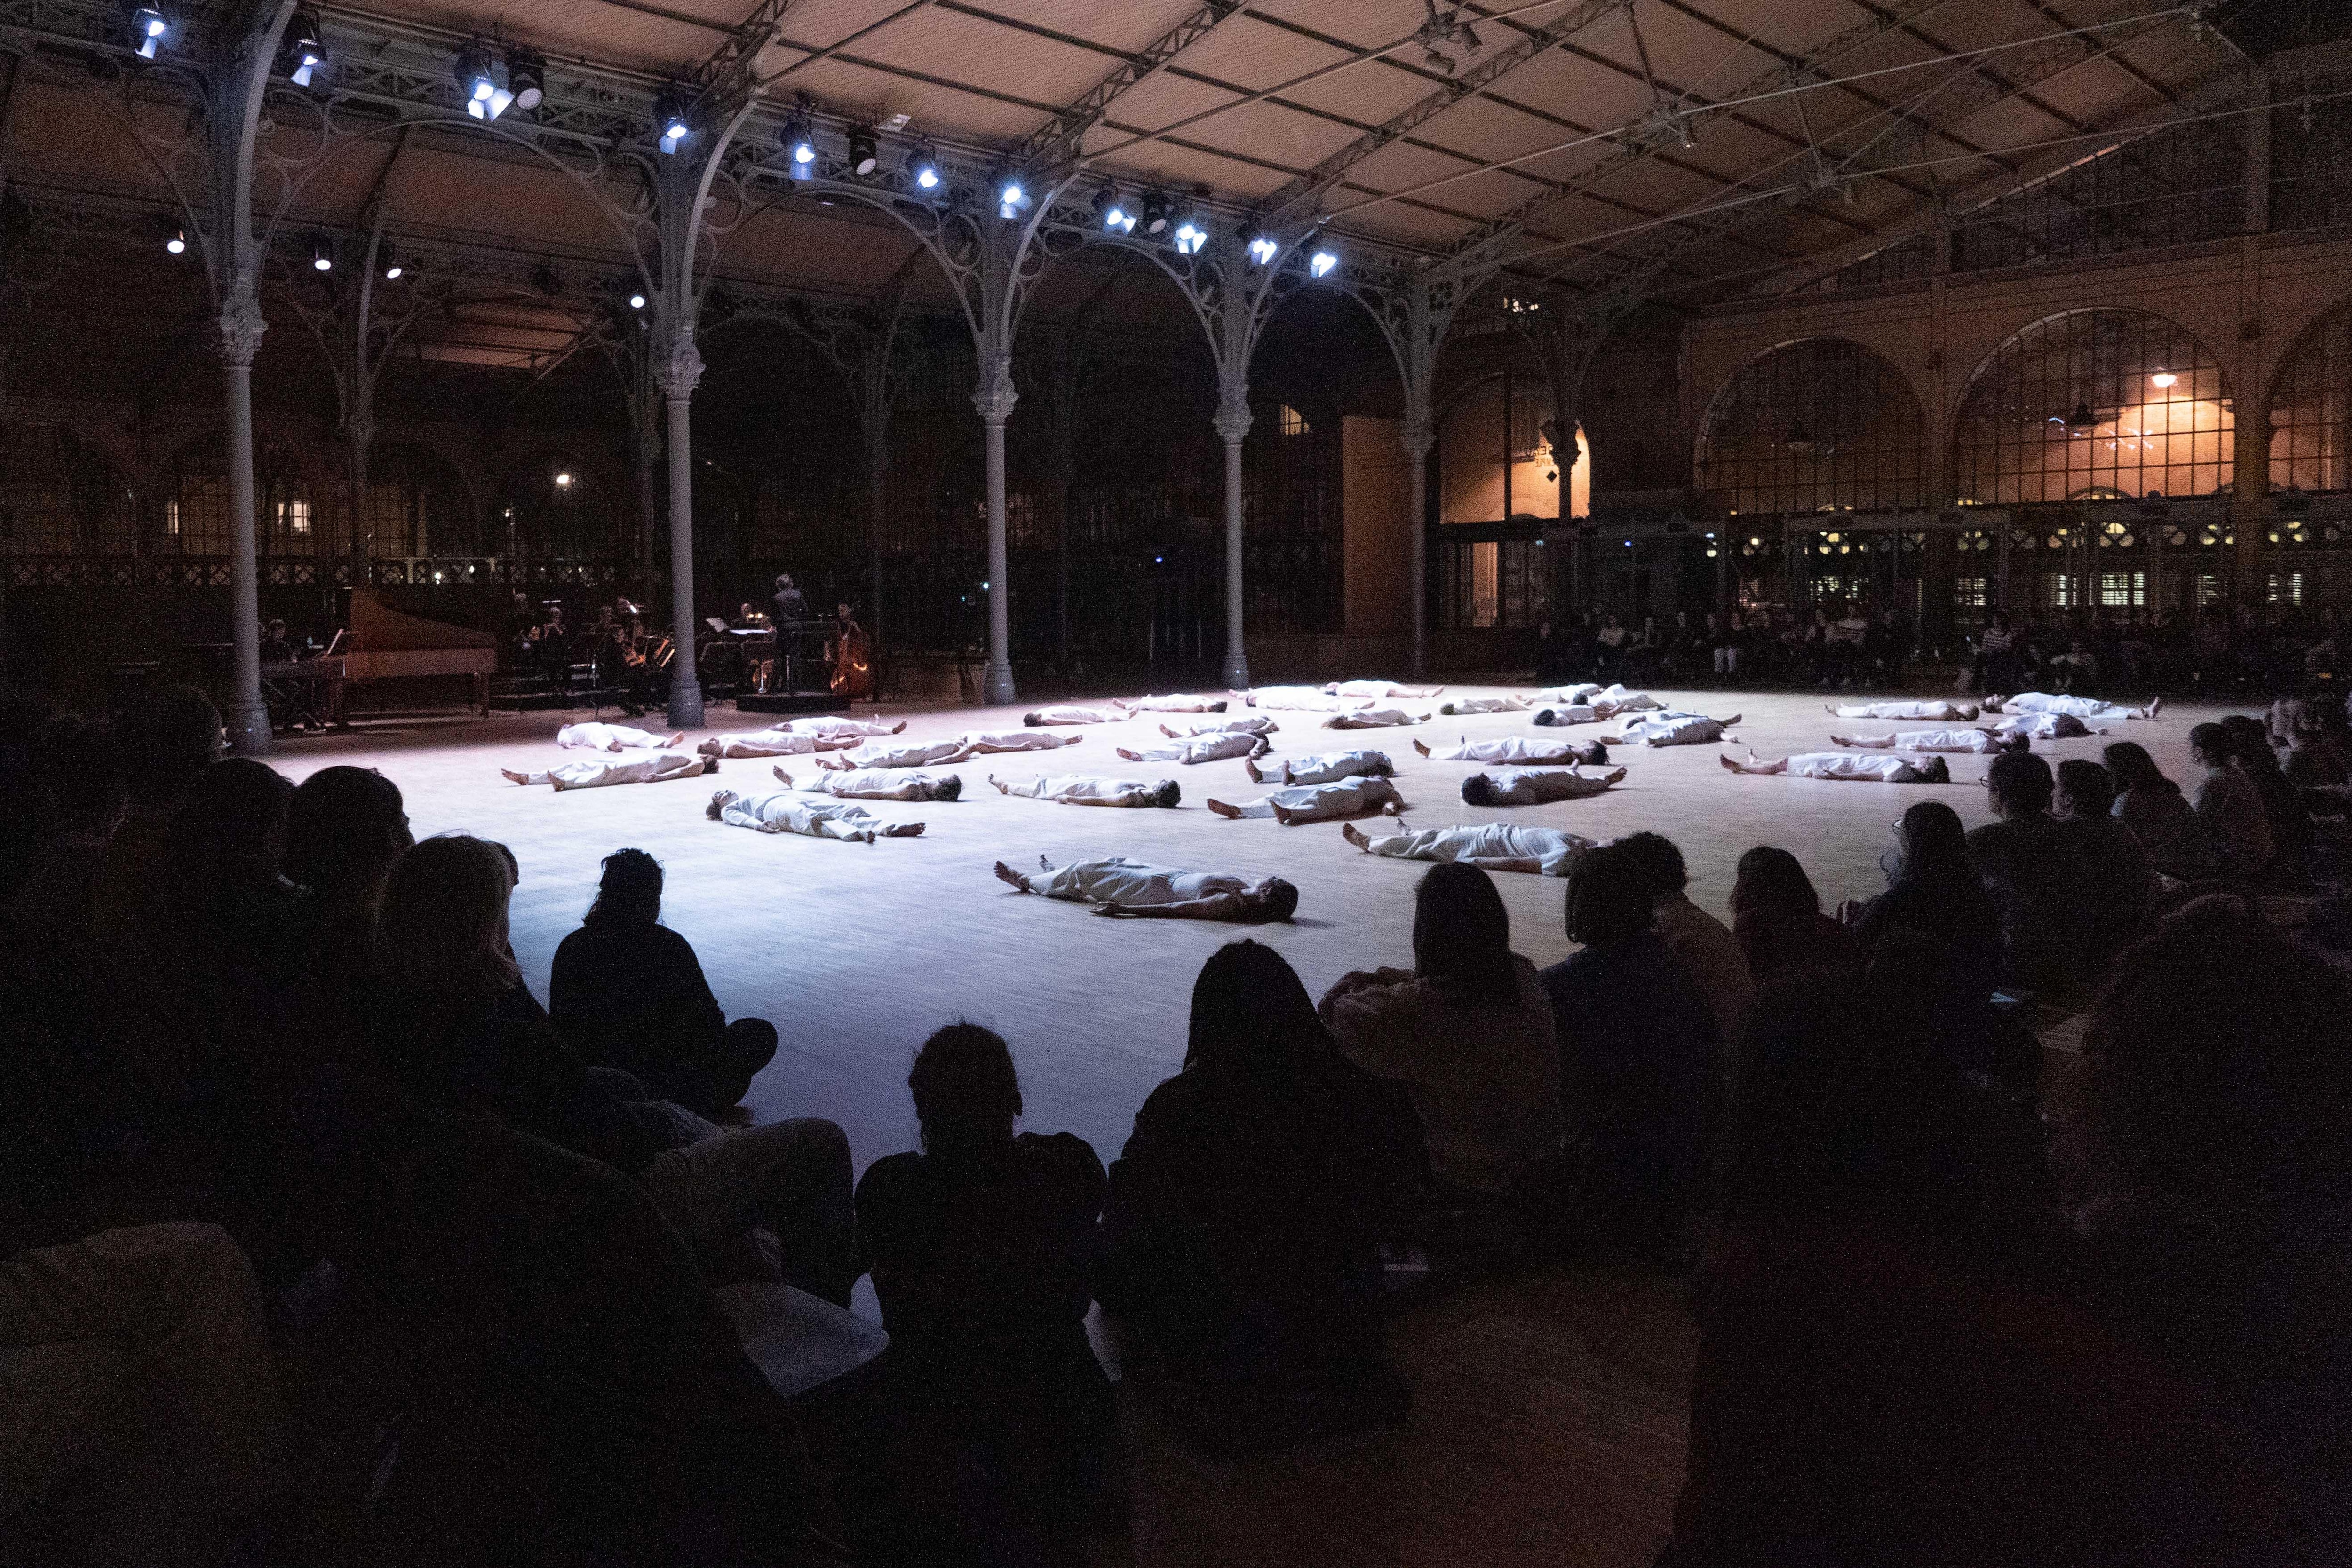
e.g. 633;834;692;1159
1727;846;1857;987
2104;740;2222;882
1103;941;1414;1452
92;684;223;933
550;848;779;1117
1965;752;2079;991
1320;863;1560;1201
283;765;413;1065
1845;801;2003;1024
2219;713;2309;875
2053;760;2154;973
8;711;124;932
2188;722;2273;884
1541;844;1719;1251
852;1023;1118;1557
1613;830;1753;1036
2273;698;2350;789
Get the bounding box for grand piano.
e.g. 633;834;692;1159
330;589;499;715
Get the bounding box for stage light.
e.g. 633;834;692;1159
2150;370;2177;388
131;6;167;59
909;143;941;190
656;89;691;154
1246;232;1279;265
381;247;402;281
507;47;545;112
1309;248;1339;278
311;236;332;272
1095;186;1131;233
847;125;878;177
628;292;646;309
1140;190;1171;236
555;471;572;488
286;10;323;87
996;174;1030;221
165;225;186;255
458;43;509;120
782;104;816;178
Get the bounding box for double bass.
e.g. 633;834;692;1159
827;609;873;701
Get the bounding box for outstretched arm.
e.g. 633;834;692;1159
1091;893;1244;919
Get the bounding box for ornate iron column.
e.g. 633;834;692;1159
1213;393;1252;689
974;349;1018;704
656;325;705;725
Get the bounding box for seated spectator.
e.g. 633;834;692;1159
1613;830;1753;1036
2102;740;2222;882
2219;714;2309;876
2274;698;2350;789
2187;723;2273;885
1845;801;2003;1008
8;711;124;933
853;1023;1119;1558
1727;846;1858;987
1102;941;1414;1452
550;849;778;1118
91;684;222;934
1320;863;1560;1202
2052;760;2155;974
1542;844;1720;1253
374;835;856;1303
1965;752;2079;993
282;765;413;1063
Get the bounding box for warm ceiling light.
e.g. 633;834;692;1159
554;471;573;488
2150;370;2177;388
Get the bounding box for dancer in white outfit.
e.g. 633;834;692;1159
1115;732;1269;766
771;765;961;802
556;722;685;751
1414;735;1609;766
784;716;905;738
992;855;1298;921
1327;679;1445;699
989;774;1182;808
1161;715;1278;739
1321;706;1428;730
501;753;713;790
1022;705;1122;726
1534;683;1602;705
1533;703;1600;726
1828;698;1981;721
1435;695;1530;716
818;737;976;769
1719;751;1953;784
706;787;923;840
699;729;843;758
1243;749;1392;786
1605;711;1741;746
1205;775;1405;824
1341;820;1593;876
961;730;1085;754
1990;711;2096;741
1988;691;2161;721
1247;686;1367;713
1461;765;1626;806
1828;728;2025;755
1112;693;1229;713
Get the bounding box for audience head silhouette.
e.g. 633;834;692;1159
167;757;294;896
1186;938;1328;1074
1985;750;2053;817
1892;800;1969;881
2054;759;2114;820
2101;739;2172;794
1565;842;1654;946
376;834;521;1011
115;683;223;796
1612;830;1688;898
286;765;411;897
2188;721;2233;769
589;846;663;924
908;1022;1022;1162
1729;845;1819;918
1412;862;1514;994
2219;714;2280;777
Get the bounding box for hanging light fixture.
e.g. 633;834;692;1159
162;218;186;255
285;9;324;87
1172;208;1208;255
846;124;879;177
628;291;647;310
907;141;941;190
2149;369;2177;388
130;5;168;59
1095;185;1132;233
506;47;546;113
1245;229;1278;265
655;88;691;154
381;246;402;281
456;42;509;120
783;98;817;178
310;235;333;272
1309;248;1340;278
1140;190;1171;236
996;173;1030;221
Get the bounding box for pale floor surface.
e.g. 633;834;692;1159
259;680;2222;1567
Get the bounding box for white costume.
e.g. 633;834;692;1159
1991;711;2096;741
1356;822;1592;876
714;789;902;841
994;774;1177;808
961;730;1084;753
1586;683;1662;716
505;753;705;790
1320;706;1426;730
1605;711;1736;747
1463;766;1619;806
1212;775;1402;822
1833;729;2007;754
1271;749;1393;786
1734;752;1942;783
1533;705;1600;727
1534;684;1602;705
830;737;976;769
1830;699;1980;721
1425;736;1603;766
783;716;905;738
1327;680;1444;699
1023;706;1121;727
556;722;680;751
787;766;958;802
1436;696;1531;716
1116;733;1266;766
1024;858;1250;907
1114;693;1228;713
1248;686;1367;713
1163;716;1278;738
1993;692;2156;721
699;729;840;758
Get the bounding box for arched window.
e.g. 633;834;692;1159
2268;300;2352;493
500;458;617;560
1696;338;1925;515
1438;377;1588;523
0;425;128;555
1278;404;1309;437
362;445;472;557
167;436;314;555
1954;309;2231;504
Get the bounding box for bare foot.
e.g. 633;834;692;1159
2148;696;2164;719
883;823;925;837
1206;798;1241;820
1602;767;1628;784
887;720;907;733
666;732;685;748
989;775;1009;793
1270;804;1296;825
772;766;795;787
815;754;849;771
1161;724;1180;738
1342;821;1373;851
1718;753;1742;774
1117;747;1143;761
1722;714;1742;725
501;768;532;785
1244;757;1266;784
1412;738;1431;757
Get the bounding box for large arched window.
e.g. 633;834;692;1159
0;424;128;555
500;457;619;560
167;436;315;555
2269;300;2352;493
362;445;473;557
1954;309;2232;504
1696;338;1925;515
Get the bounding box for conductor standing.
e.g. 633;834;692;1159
771;573;811;626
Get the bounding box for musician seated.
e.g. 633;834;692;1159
735;602;771;629
260;618;295;665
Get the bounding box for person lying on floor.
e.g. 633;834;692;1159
1341;819;1592;876
993;855;1299;921
502;753;715;791
1320;706;1428;730
818;736;977;769
1327;679;1444;699
698;729;846;758
1113;693;1229;713
1828;698;1981;721
1436;695;1530;716
1828;728;2030;755
1991;710;2097;742
1534;683;1661;716
961;729;1086;753
989;774;1182;808
1986;691;2161;721
1161;715;1278;739
1022;705;1122;726
785;714;906;738
707;787;925;839
1417;734;1609;767
1461;765;1626;806
1718;750;1953;784
557;721;686;751
1206;775;1405;824
1605;711;1741;747
1244;748;1393;786
1116;731;1270;766
1246;686;1369;713
772;765;961;802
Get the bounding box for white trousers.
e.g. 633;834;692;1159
999;775;1169;807
1832;699;1978;721
1321;706;1424;729
1115;693;1227;712
1837;729;1999;753
1222;776;1400;821
1279;749;1392;785
717;792;889;840
1120;732;1262;765
838;737;975;768
700;729;827;758
514;753;703;789
1437;696;1530;715
1024;706;1120;726
1468;766;1616;805
1999;692;2149;721
1433;736;1589;764
808;768;954;801
1608;713;1731;746
1361;822;1589;875
556;722;674;751
962;729;1081;753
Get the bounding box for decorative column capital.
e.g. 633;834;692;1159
972;356;1019;425
1400;417;1435;460
216;294;268;367
1213;400;1253;445
654;332;704;400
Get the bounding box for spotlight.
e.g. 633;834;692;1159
2150;370;2177;388
164;223;186;255
1140;190;1171;235
1309;248;1339;278
506;47;545;113
1246;231;1278;265
847;125;878;177
1173;214;1207;255
130;5;167;59
656;89;691;154
381;247;402;281
908;142;941;190
783;103;816;178
997;174;1029;220
286;9;323;87
311;236;333;272
457;43;509;120
628;292;646;310
1095;185;1130;233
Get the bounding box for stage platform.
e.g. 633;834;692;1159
260;680;2222;1567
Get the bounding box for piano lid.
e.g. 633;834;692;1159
346;590;498;652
